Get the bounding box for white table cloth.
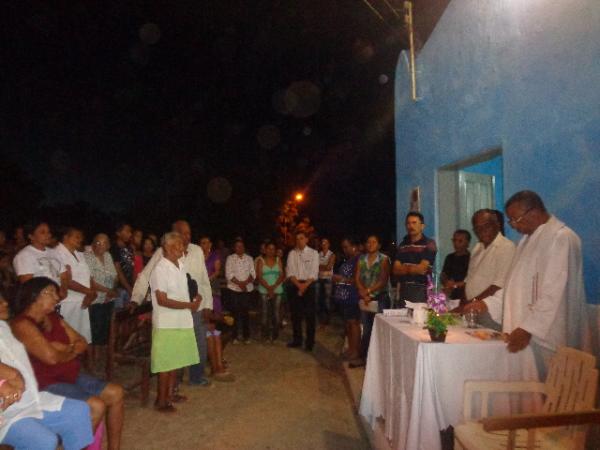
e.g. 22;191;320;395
359;315;538;450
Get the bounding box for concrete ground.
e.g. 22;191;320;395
115;317;370;450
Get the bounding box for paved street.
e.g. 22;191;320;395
118;319;369;450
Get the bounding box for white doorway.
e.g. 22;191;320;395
436;149;503;275
457;171;495;231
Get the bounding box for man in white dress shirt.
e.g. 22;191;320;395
502;191;586;378
131;220;213;386
224;239;255;344
285;231;319;351
462;210;515;330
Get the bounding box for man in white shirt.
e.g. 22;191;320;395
131;220;213;386
462;210;515;330
13;221;69;299
225;239;255;344
285;231;319;351
502;191;586;378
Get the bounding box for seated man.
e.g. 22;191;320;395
441;229;471;301
0;290;94;450
462;209;515;330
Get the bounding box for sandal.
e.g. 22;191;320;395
171;394;188;403
155;403;177;413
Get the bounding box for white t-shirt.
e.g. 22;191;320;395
13;245;65;284
55;243;91;304
150;256;193;329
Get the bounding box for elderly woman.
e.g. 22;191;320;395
150;232;201;412
10;278;124;450
84;233;119;371
0;289;93;450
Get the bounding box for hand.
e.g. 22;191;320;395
189;300;201;312
358;287;369;298
106;289;118;301
81;292;97;309
267;287;275;298
463;300;488;314
0;380;23;411
506;327;532;353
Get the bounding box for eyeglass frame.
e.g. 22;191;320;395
506;207;533;225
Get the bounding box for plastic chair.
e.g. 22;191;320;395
454;346;600;450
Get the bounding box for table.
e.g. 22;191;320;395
359;315;539;450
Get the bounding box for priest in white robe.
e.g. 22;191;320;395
502;191;586;378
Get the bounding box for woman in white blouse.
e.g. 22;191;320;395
0;290;93;449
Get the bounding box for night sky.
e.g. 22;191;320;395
2;1;410;246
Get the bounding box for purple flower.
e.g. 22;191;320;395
427;274;448;314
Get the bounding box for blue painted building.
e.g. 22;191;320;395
394;0;600;304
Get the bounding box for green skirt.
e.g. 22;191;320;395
151;328;199;373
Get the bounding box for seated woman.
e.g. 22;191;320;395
0;289;94;450
10;277;124;450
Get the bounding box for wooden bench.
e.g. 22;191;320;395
106;302;152;406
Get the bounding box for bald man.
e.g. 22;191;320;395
131;220;213;386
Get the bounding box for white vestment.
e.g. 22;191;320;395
502;216;586;351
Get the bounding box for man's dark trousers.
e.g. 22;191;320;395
289;282;317;350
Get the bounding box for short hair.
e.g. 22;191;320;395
453;229;472;242
472;209;499;224
161;231;182;247
341;236;359;246
114;222;131;234
295;230;308;238
365;234;381;244
405;211;424;223
24;220;48;239
13;277;59;316
505;190;547;213
60;226;82;241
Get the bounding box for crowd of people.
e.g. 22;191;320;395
0;189;586;448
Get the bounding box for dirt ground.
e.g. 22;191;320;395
115;317;370;450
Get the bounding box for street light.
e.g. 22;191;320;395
294;192;304;202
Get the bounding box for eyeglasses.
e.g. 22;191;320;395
507;208;533;225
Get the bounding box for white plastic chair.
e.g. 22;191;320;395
454;346;600;450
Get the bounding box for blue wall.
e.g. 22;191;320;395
394;0;600;303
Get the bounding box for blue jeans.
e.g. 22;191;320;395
360;293;390;359
1;398;93;450
188;310;208;383
260;294;282;340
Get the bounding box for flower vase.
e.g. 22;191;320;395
428;328;447;342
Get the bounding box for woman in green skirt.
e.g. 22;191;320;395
150;232;201;412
